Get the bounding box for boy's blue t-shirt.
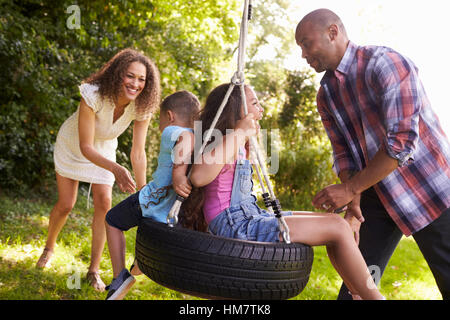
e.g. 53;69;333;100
139;125;192;222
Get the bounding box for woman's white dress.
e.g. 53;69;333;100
53;83;150;186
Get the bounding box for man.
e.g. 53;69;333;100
295;8;450;300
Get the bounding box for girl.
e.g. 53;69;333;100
185;83;384;300
36;49;160;291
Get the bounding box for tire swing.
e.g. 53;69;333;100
135;0;313;300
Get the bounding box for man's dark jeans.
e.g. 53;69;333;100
337;187;450;300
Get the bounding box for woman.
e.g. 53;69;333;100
36;49;160;291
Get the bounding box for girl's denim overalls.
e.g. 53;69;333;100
208;147;291;242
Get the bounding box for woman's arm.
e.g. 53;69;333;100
131;118;150;190
78;99;136;193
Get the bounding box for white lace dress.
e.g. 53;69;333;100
53;83;150;186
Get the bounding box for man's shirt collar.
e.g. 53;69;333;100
321;41;358;84
336;40;358;75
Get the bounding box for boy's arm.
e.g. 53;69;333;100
172;131;194;198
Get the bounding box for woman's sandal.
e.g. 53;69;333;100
86;271;106;292
36;248;54;268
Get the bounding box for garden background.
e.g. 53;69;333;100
0;0;441;299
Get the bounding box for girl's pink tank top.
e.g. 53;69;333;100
202;147;246;224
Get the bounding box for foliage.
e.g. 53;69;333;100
0;0;239;192
272;70;338;209
278;70;325;143
243;0;338;210
247;0;295;63
1;0;336;211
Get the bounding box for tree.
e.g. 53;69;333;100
244;0;338;209
0;0;240;192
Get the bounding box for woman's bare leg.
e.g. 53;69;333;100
37;173;78;268
89;183;112;274
44;173;79;250
285;212;383;300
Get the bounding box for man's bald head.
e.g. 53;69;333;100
295;9;349;72
296;8;347;44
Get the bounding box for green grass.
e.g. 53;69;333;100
0;188;441;300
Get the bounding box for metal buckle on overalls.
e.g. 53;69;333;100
225;208;234;226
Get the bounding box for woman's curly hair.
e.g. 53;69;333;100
84;48;161;118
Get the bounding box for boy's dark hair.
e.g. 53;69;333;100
161;90;200;126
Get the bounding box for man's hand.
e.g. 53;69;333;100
343;194;364;244
344;193;364;222
312;182;356;213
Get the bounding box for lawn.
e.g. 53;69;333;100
0;187;441;300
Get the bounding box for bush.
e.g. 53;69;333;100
273;142;338;210
0;0;239;193
251;67;338;210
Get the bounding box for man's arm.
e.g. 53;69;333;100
313;50;420;213
313;147;398;212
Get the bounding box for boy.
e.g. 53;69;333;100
104;90;200;300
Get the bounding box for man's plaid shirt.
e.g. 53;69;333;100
317;41;450;235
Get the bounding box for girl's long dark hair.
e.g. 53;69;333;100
179;83;246;232
84;48;161;118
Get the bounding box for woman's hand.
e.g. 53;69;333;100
112;164;136;193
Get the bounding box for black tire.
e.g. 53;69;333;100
135;218;314;300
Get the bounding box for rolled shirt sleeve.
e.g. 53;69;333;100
372;51;421;167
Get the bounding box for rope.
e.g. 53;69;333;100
167;0;291;244
238;83;291;243
235;0;250;81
